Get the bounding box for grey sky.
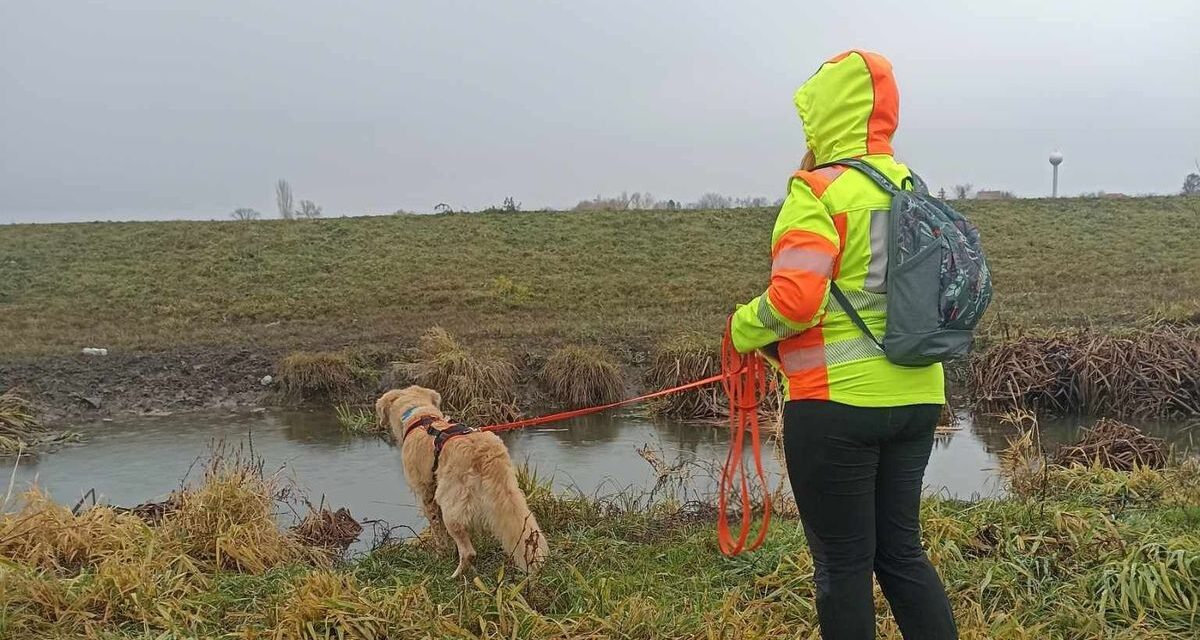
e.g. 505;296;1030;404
2;1;1198;223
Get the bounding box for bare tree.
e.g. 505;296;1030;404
735;196;770;208
1182;172;1200;196
694;193;733;209
230;208;261;221
952;183;974;200
628;192;657;209
296;200;323;219
502;196;521;212
276;179;294;219
434;202;453;213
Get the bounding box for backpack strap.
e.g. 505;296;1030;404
828;282;884;350
817;158;927;196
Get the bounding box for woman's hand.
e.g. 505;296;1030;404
756;343;782;369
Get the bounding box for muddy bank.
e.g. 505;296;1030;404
0;346;281;426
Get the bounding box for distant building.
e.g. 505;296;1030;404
1101;192;1129;199
975;190;1014;200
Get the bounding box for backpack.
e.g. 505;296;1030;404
820;158;992;367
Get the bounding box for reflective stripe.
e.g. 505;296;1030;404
781;344;825;372
827;287;887;314
864;209;889;292
824;336;884;366
771;247;834;277
757;295;799;340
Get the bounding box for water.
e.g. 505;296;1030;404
8;410;1196;542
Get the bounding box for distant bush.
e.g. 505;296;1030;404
231;208;261;221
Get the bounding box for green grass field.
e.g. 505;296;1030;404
1;197;1197;357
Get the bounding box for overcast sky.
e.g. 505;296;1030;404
2;1;1198;223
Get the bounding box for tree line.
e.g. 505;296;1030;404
232;169;1200;220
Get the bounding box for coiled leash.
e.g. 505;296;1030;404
716;324;773;556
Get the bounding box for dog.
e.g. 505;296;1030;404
375;386;548;578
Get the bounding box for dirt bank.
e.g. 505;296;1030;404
0;346;281;426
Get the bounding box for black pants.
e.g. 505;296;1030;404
782;400;958;640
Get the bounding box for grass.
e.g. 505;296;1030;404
1;197;1197;358
276;351;368;402
540;346;625;406
334;403;380;435
397;327;519;424
2;442;1198;638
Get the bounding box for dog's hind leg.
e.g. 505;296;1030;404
444;517;476;579
419;489;451;550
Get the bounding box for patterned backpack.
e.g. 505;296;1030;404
823;158;992;367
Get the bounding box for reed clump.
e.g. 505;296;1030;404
293;506;364;550
971;325;1200;419
1053;418;1168;471
396;327;519;424
645;334;724;419
540;345;625;406
0;388;69;455
276;351;365;402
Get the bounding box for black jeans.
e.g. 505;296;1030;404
783;400;957;640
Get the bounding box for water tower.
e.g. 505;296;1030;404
1049;150;1064;197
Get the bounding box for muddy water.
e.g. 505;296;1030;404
8;410;1196;543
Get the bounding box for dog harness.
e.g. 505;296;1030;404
401;410;478;475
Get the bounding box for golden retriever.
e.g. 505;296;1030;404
375;386;548;578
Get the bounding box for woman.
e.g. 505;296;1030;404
730;50;958;639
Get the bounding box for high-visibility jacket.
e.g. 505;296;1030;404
731;50;944;407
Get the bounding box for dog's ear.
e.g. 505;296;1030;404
427;389;442;408
375;390;398;429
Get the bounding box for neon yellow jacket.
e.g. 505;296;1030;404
731;50;944;407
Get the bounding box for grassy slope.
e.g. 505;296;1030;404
1;197;1197;356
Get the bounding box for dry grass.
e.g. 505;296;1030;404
971;325;1200;419
540;346;625;406
1053;418;1168;471
292;506;364;550
397;327;519;424
276;351;364;402
0;388;44;454
0;451;335;636
3;449;1200;638
645;334;725;419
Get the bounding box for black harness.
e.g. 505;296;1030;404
402;415;478;475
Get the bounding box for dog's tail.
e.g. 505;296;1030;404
486;471;549;573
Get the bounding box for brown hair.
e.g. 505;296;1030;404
800;148;816;171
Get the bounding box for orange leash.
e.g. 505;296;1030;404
480;371;729;433
716;326;773;557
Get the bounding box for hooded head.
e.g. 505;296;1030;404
794;50;899;165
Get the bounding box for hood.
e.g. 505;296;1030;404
794;50;899;164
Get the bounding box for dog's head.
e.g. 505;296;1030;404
375;385;443;430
